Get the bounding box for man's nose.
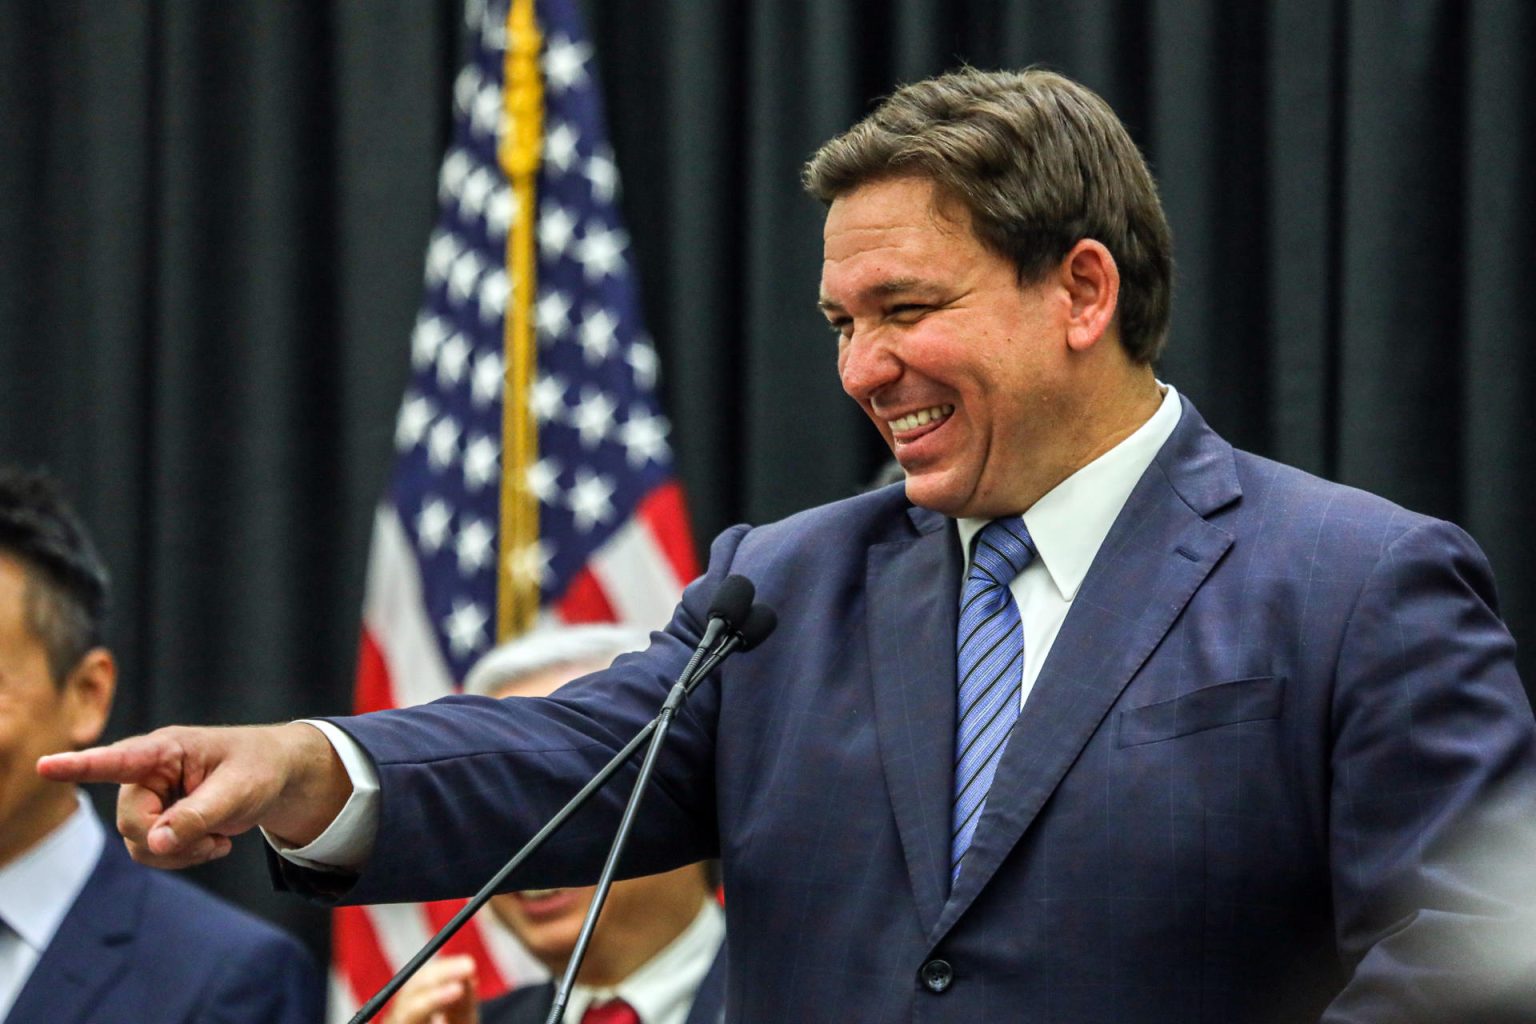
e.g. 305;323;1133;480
838;327;901;399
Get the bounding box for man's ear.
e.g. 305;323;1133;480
63;648;115;749
1059;239;1120;353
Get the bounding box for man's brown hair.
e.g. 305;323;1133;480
804;67;1173;363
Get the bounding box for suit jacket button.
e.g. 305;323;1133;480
919;958;954;993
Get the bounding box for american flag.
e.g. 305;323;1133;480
330;0;698;1017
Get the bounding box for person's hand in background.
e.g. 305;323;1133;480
383;954;480;1024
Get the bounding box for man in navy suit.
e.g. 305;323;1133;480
0;468;322;1023
43;68;1536;1021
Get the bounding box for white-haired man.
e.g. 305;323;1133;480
384;625;725;1024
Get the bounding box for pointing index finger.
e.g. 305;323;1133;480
37;738;170;785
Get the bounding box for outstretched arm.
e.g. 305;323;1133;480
37;721;352;869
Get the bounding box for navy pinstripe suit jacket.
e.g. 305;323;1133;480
315;397;1536;1022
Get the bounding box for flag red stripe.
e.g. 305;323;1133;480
336;628;405;1018
637;481;699;581
419;900;512;1000
333;905;399;1013
555;565;618;622
354;627;397;715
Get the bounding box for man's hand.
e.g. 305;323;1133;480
36;722;351;868
384;955;479;1024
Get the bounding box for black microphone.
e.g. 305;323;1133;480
737;603;778;650
348;575;772;1024
666;602;777;702
709;574;756;629
696;574;755;661
663;574;753;704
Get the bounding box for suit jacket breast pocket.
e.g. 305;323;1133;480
1115;675;1286;748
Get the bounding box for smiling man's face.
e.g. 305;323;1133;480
821;175;1083;519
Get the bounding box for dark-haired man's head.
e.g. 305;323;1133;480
808;68;1170;519
0;467;116;867
0;468;111;683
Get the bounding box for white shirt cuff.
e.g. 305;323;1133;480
263;719;381;872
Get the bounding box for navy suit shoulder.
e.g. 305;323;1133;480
724;479;938;571
1225;444;1443;539
8;826;323;1024
1180;425;1505;580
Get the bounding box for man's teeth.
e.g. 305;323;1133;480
520;888;562;899
889;405;954;432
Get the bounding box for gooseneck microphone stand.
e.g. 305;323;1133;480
543;600;776;1024
347;575;773;1024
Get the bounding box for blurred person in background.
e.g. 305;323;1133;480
385;625;725;1024
0;466;322;1023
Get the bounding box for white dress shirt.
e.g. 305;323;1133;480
557;896;724;1024
277;385;1182;870
0;792;105;1020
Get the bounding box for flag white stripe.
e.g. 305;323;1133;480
363;505;458;709
587;519;686;630
363;903;439;977
327;969;359;1024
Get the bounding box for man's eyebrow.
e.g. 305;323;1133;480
872;277;939;297
817;278;945;314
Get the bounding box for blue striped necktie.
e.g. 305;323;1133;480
951;516;1035;883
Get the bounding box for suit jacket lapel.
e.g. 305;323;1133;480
6;838;140;1024
936;398;1242;936
867;503;960;938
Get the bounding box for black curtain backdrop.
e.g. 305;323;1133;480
2;0;1532;968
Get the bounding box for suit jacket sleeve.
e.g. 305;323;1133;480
1322;519;1536;1022
280;524;753;906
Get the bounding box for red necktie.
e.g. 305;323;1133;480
581;998;640;1024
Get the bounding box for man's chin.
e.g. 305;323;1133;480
900;470;972;517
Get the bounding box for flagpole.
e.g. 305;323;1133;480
498;0;544;641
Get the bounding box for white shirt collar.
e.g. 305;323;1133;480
565;896;725;1024
957;383;1182;600
0;791;105;953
